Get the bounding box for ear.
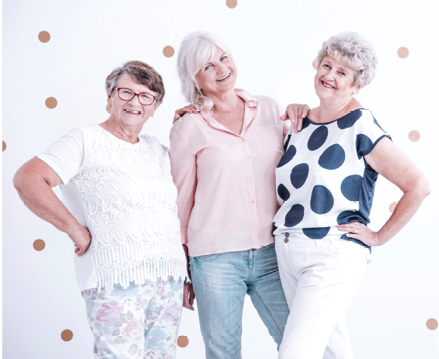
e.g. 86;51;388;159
107;92;112;108
353;85;364;95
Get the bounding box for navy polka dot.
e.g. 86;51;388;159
337;110;362;129
290;163;309;189
340;233;369;247
340;175;362;201
277;145;297;168
337;210;359;225
310;185;334;214
277;184;290;201
285;204;304;227
283;135;291;152
303;227;330;239
356;134;373;158
318;144;345;170
307;126;328;151
301;118;311;130
373;117;386;132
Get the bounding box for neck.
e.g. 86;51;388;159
99;118;142;144
208;89;240;111
313;97;361;123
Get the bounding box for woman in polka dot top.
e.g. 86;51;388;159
274;32;430;359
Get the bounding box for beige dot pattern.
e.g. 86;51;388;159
397;47;409;59
409;130;420;142
38;31;51;43
312;60;318;69
226;0;238;8
45;97;58;109
2;141;6;152
33;239;46;251
177;335;189;348
389;202;397;213
61;329;73;341
163;46;175;58
427;319;438;330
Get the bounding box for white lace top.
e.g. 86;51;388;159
39;125;187;291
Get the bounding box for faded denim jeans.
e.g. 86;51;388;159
190;243;289;359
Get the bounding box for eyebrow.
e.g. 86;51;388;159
323;60;350;72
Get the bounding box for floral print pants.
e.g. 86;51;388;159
82;278;184;359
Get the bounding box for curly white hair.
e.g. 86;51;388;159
315;32;378;87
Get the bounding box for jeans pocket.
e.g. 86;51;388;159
193;253;220;262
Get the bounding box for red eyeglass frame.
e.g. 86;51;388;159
114;87;157;106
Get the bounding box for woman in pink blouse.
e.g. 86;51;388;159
169;32;305;358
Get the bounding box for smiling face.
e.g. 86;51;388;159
107;74;159;128
314;55;363;102
195;46;237;98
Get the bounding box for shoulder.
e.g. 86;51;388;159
252;94;281;108
171;113;204;135
139;134;168;153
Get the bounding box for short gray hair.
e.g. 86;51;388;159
105;60;165;103
177;31;233;110
315;32;378;87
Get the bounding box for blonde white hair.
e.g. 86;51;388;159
177;31;233;110
315;31;378;87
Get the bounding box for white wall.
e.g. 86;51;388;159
2;0;438;358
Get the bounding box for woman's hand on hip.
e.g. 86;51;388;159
173;105;199;124
183;281;196;311
68;225;92;256
337;222;379;247
280;103;310;133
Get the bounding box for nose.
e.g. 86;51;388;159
216;61;227;73
128;94;141;106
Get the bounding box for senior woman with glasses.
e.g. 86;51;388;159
273;32;430;359
168;31;304;358
13;61;187;359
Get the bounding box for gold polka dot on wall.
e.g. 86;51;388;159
397;47;409;59
408;130;420;142
61;329;73;341
226;0;238;8
38;31;51;43
177;335;189;348
163;46;175;58
389;202;397;213
45;97;58;109
226;0;238;9
312;60;318;69
2;141;6;152
33;239;46;251
426;319;438;330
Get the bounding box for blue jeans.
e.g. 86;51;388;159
190;243;289;359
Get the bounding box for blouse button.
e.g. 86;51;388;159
284;237;289;243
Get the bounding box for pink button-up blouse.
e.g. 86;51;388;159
169;89;289;257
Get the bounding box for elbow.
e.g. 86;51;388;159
13;168;26;194
412;175;431;200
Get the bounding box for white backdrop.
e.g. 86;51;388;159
2;0;439;358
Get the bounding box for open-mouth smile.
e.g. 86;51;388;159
124;109;141;115
321;81;335;89
216;73;231;82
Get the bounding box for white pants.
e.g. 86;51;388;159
275;236;370;359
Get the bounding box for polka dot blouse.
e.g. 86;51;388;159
273;108;390;246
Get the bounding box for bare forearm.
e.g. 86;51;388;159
377;182;430;245
15;176;80;235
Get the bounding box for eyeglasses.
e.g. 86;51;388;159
114;87;157;106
